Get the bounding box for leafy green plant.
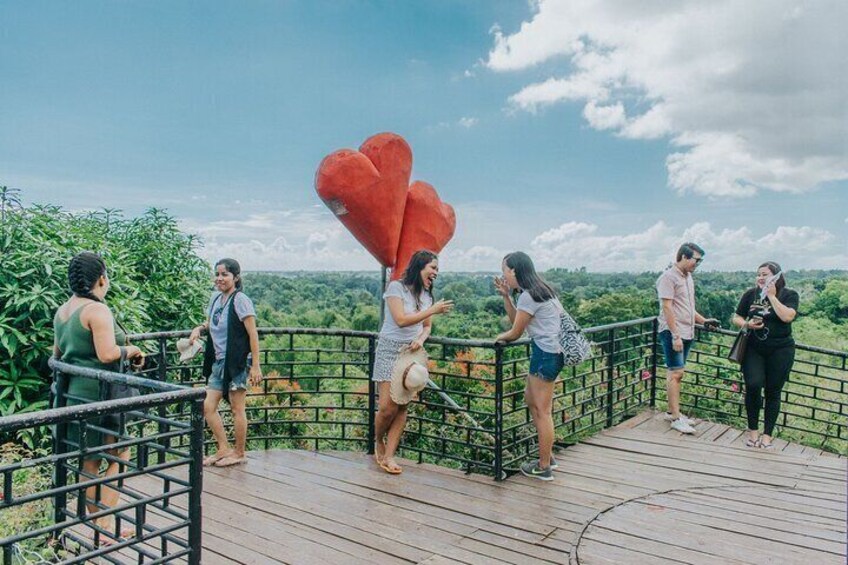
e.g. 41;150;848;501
0;200;210;446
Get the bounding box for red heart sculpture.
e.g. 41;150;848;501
392;181;456;280
315;133;412;267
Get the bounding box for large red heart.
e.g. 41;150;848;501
315;133;412;267
392;181;456;280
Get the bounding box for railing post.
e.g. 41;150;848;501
650;318;658;408
606;328;615;428
51;368;69;537
494;343;504;481
157;337;168;382
367;335;376;455
188;397;205;565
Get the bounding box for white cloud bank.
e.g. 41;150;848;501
183;206;846;273
485;0;848;198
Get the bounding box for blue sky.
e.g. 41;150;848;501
3;1;846;272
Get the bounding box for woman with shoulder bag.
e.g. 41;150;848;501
494;252;565;482
732;262;799;449
189;258;262;467
53;251;145;544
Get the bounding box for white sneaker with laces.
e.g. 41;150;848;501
663;412;697;426
670;418;696;434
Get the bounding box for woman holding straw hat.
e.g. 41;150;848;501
372;250;453;474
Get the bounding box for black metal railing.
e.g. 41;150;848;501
4;315;843;565
677;327;847;453
0;361;205;565
127;318;660;480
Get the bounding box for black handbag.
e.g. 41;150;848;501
101;348;146;428
728;329;749;364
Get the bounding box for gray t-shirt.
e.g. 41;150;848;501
379;281;433;343
517;292;563;354
207;291;256;360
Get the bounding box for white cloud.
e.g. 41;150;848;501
485;0;848;197
180;208;377;271
458;117;479;129
521;220;844;271
428;117;480;131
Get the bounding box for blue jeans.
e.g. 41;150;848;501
529;340;565;382
659;330;693;370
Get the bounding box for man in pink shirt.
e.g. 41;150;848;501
656;243;720;434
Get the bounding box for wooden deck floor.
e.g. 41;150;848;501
132;411;846;564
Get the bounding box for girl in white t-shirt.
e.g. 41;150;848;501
495;251;564;482
373;250;453;474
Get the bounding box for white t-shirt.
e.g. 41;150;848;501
516;292;563;353
379;281;434;343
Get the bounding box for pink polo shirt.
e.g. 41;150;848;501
656;266;696;340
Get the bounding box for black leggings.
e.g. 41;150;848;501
742;345;795;436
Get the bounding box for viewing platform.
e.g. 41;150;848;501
169;410;846;565
1;320;845;564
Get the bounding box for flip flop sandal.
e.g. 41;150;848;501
214;455;247;467
759;441;774;450
379;460;402;475
374;452;385;466
745;437;760;448
203;452;231;466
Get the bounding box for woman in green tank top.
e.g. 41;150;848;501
53;252;144;544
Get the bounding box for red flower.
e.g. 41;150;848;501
730;383;740;393
641;370;652;381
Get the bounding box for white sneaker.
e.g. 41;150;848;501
664;412;697;426
670;418;696;434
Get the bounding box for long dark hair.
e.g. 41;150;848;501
68;251;107;302
216;258;243;291
401;250;437;310
503;251;557;302
759;261;786;294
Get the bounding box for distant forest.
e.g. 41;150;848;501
243;270;848;351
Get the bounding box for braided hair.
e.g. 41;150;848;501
68;251;107;302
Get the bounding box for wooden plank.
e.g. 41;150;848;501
581;526;749;565
577;537;689;565
637;493;847;547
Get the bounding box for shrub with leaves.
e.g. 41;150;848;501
0;201;210;440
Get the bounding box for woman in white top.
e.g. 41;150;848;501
373;250;453;474
495;252;564;481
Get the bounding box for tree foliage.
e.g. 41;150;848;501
0;203;210;420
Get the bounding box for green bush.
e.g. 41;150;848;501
0;202;210;444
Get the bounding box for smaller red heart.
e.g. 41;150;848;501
392;181;456;279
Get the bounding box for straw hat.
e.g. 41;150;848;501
390;347;429;405
176;338;203;363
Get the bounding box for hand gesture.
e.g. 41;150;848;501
746;318;765;330
765;282;777;298
672;336;683;352
702;318;721;331
430;299;454;315
248;365;263;388
408;338;425;352
493;277;510;298
189;326;202;345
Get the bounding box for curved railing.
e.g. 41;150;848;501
126;318;660;479
1;318;845;563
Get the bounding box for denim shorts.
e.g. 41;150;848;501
659;330;693;370
208;359;248;392
529;340;565;382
